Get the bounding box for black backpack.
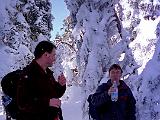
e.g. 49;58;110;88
87;94;100;120
1;70;22;119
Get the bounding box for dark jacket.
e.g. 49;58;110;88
91;80;136;120
16;60;66;120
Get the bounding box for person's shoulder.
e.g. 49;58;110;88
119;80;131;89
24;60;44;73
21;61;37;78
100;83;108;87
23;60;34;70
99;82;109;87
98;80;112;89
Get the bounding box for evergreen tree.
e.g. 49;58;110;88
1;0;53;70
53;16;78;86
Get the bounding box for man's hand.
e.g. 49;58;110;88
49;98;61;108
108;87;115;96
58;73;66;86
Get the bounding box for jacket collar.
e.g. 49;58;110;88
106;79;128;90
30;60;53;76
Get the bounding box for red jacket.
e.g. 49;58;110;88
16;60;66;119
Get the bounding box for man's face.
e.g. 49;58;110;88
109;68;122;82
46;48;56;67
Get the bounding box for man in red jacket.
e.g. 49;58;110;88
17;41;66;120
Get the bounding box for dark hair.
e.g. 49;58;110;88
109;64;123;73
34;41;56;59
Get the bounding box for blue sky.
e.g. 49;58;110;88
51;0;69;40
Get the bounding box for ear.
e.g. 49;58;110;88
120;72;122;77
45;52;48;56
42;52;49;58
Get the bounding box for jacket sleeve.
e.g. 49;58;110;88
52;81;66;98
91;84;111;107
126;88;136;120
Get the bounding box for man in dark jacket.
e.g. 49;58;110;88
90;64;136;120
16;41;66;120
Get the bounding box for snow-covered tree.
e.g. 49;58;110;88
65;0;137;117
0;0;53;117
65;0;160;119
53;16;78;86
0;0;160;119
0;0;53;71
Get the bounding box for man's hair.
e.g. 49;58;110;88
109;64;123;73
34;41;56;59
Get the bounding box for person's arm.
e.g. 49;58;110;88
126;88;136;120
53;81;66;98
51;73;66;98
91;83;111;107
